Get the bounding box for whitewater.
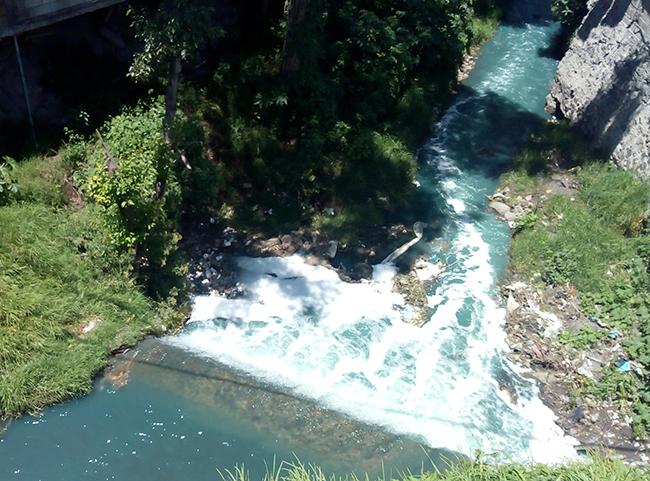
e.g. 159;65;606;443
167;3;578;463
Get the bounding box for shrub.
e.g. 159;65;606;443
511;122;593;174
336;130;417;205
83;102;182;294
551;0;588;31
10;155;66;207
0;156;19;206
172;113;222;217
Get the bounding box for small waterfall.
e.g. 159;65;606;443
168;6;578;463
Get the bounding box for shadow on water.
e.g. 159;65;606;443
499;0;554;27
0;338;464;481
393;85;546;256
114;340;466;476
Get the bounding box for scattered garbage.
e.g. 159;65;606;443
589;315;609;329
616;358;632;373
607;328;621;340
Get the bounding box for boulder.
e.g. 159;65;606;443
547;0;650;176
489;201;511;217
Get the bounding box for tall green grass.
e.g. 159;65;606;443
217;456;647;481
0;200;179;417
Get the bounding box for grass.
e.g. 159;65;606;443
217;456;647;481
470;12;501;48
0;155;184;418
503;123;650;436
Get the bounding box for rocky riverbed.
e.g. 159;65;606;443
489;171;650;464
180;218;443;327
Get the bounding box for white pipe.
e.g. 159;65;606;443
381;222;425;264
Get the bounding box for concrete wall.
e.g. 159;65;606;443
0;0;125;37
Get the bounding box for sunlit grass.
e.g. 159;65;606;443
0;202;181;417
217;456;647;481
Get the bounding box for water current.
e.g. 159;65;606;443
0;2;579;480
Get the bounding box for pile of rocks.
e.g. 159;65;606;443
488;172;579;226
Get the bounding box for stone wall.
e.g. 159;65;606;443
547;0;650;176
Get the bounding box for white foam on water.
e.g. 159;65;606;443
168;9;578;464
169;248;577;463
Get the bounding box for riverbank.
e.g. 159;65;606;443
0;154;188;419
491;123;650;463
220;455;646;481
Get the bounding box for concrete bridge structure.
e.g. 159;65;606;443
0;0;125;38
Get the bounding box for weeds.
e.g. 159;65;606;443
506;124;650;436
216;455;647;481
558;326;602;350
0;156;20;206
0;203;182;417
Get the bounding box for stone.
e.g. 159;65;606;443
350;262;373;281
489;201;511;216
79;318;102;336
280;234;293;246
327;240;338;259
506;294;520;314
547;1;650;176
413;259;444;282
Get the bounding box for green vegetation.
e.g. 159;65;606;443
551;0;588;33
0;157;20;206
218;456;647;481
549;0;588;55
471;0;506;47
504;123;650;436
0;0;505;418
192;0;498;237
0;155;185;417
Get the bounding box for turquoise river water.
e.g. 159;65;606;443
1;2;580;480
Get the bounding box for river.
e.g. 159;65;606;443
0;1;579;480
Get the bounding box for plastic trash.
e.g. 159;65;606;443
608;328;621;339
616;359;632;372
590;315;609;329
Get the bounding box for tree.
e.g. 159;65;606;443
280;0;311;74
127;0;220;159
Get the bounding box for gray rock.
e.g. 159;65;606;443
489;201;511;216
350;262;373;281
547;0;650;176
506;294;520;314
280;234;293;246
327;240;338;259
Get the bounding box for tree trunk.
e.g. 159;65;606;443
162;55;191;173
281;0;310;74
163;55;182;144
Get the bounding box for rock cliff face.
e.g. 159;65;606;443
547;0;650;176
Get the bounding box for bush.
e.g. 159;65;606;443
551;0;588;31
172;113;223;217
10;155;67;207
512;122;593;174
336;130;417;205
0;156;19;206
83;102;182;294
